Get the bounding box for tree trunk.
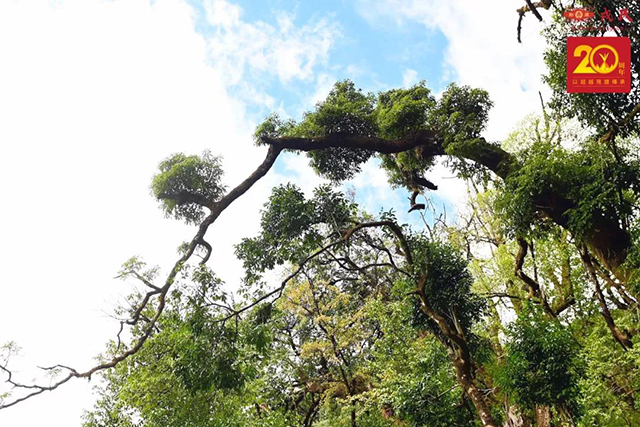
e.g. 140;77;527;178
451;357;498;427
504;403;532;427
539;197;631;284
416;289;498;427
534;405;551;427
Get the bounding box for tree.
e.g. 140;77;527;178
3;3;640;425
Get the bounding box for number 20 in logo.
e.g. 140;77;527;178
567;37;630;93
573;44;618;74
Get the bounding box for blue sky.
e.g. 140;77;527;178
188;0;450;120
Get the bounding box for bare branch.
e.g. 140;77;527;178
197;238;213;265
516;0;551;42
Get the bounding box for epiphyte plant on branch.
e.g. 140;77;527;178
152;150;227;225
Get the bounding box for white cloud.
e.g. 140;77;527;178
308;72;337;107
276;153;330;197
402;68;419;87
346;158;405;216
205;0;340;86
346;64;366;78
0;0;338;424
429;159;470;215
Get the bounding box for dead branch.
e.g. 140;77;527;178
516;0;552;43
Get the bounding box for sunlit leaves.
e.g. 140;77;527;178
151;150;226;225
253;80;494;186
409;237;486;337
494;138;640;241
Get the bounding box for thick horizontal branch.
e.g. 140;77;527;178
263;132;514;179
262;130;443;155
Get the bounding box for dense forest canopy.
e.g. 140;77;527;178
2;1;640;426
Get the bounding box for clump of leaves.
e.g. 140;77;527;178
496;305;582;413
296;80;378;181
253;112;296;144
576;311;640;427
151;150;226;225
494;139;640;241
376;82;438;187
376;81;435;139
235;183;356;283
253;80;495;187
391;340;478;426
434;83;492;149
409;237;486;338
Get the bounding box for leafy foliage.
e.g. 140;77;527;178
82;14;640;423
151;150;226;224
409;237;486;338
495;133;640;242
235;183;356;283
254;80;494;187
497;306;582;412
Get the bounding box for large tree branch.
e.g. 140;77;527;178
263;132;515;179
266;130;632;291
579;247;633;350
262;130;443;155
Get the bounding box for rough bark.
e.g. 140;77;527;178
534;405;551;427
263;130;444;155
536;195;631;284
263;132;514;178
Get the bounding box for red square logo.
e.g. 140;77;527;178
567;37;631;93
